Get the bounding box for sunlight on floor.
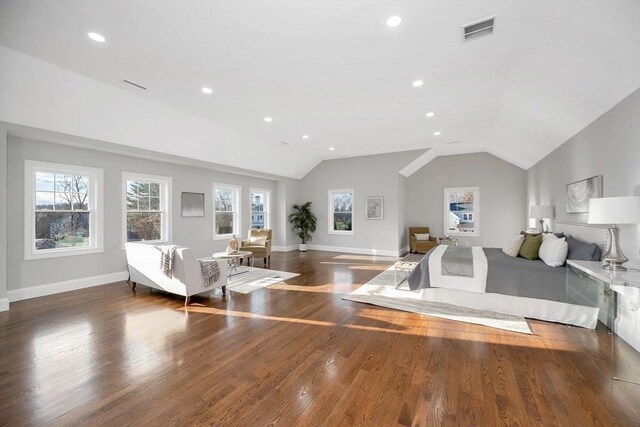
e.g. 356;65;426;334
182;306;578;350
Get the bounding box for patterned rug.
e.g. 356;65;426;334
343;261;532;334
226;266;299;294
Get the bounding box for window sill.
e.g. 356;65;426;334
213;235;236;241
25;246;103;261
328;230;355;236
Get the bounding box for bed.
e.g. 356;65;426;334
407;245;600;328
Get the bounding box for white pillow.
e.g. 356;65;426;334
249;236;266;245
502;235;525;257
414;233;430;241
539;235;568;267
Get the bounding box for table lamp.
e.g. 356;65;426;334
587;196;640;271
529;205;554;232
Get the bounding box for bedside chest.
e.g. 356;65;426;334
566;260;640;386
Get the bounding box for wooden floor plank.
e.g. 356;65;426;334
0;250;637;426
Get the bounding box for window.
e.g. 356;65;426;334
328;189;354;235
444;186;479;237
213;184;241;239
123;173;172;244
25;160;103;260
250;188;270;230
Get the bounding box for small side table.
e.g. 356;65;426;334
438;237;458;246
212;251;254;277
566;260;640;386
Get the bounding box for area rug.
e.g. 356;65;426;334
344;263;532;334
226;266;299;294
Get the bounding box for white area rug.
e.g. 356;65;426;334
226;266;299;294
344;263;532;334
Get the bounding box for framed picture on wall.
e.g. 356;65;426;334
365;196;383;220
566;175;603;213
181;192;205;217
444;187;479;236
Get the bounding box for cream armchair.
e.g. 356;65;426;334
240;229;272;267
409;227;438;254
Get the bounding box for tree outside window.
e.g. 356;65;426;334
328;189;354;234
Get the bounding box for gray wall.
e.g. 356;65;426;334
527;88;640;261
0;125;7;309
406;153;528;247
6;136;279;290
273;177;302;248
398;174;409;252
299;150;424;254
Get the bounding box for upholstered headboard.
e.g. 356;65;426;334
554;221;608;252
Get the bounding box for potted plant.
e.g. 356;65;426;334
288;202;317;252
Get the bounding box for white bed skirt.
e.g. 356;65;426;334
416;287;599;329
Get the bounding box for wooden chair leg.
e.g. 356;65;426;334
132;282;137;290
184;296;190;306
222;285;227;296
264;257;267;266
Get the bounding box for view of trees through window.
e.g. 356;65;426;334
126;180;162;241
215;187;236;235
34;172;91;250
331;192;353;231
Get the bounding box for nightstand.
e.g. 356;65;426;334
566;260;640;386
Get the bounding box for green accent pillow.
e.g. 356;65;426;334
519;234;543;260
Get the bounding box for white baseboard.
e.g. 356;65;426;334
7;271;129;303
272;245;299;252
615;318;640;352
0;297;9;312
306;244;402;257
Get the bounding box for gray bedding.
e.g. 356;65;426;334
408;248;567;303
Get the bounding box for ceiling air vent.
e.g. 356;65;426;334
122;79;147;90
462;16;495;41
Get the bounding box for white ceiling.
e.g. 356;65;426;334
1;0;639;176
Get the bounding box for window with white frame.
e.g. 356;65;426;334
123;173;172;244
328;189;354;235
25;160;103;260
444;186;479;237
250;188;270;230
213;184;241;238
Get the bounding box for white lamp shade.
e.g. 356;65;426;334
588;196;640;224
529;205;554;219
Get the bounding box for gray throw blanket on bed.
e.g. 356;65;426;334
199;259;221;288
441;246;474;277
160;245;179;277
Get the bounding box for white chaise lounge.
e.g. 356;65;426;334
125;242;228;305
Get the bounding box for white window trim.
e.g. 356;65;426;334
443;186;480;237
122;172;172;247
24;160;104;260
328;189;355;236
213;183;242;240
250;187;271;230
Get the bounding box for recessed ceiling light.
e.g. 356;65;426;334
302;135;310;139
201;87;213;94
386;16;402;28
328;147;335;151
412;80;424;87
87;32;106;43
264;117;273;122
425;112;435;118
433;131;442;136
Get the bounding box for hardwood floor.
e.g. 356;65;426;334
1;250;638;426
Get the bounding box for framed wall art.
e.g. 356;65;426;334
365;196;383;220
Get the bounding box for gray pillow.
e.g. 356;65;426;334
566;236;600;261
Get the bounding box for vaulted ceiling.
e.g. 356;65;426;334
1;1;638;178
